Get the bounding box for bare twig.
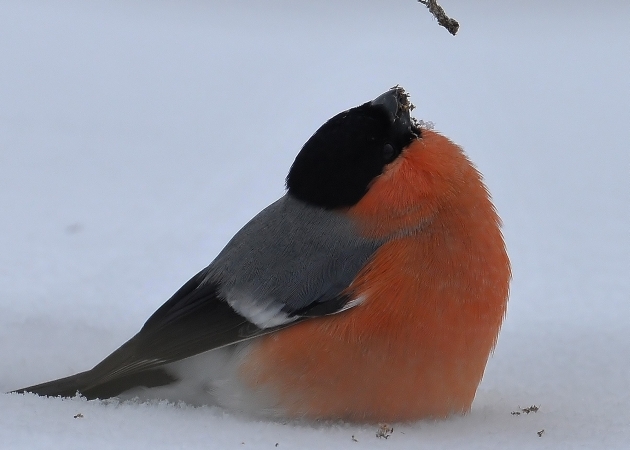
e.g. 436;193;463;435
418;0;460;35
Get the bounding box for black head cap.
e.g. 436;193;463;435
286;87;420;209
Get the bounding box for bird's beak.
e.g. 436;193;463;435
371;87;417;139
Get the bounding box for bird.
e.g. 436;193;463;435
13;87;510;423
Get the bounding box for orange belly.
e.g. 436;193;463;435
239;232;509;422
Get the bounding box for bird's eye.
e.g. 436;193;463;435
382;143;396;163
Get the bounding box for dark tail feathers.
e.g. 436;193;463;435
12;368;177;400
13;371;92;398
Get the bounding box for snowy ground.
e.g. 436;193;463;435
1;0;628;448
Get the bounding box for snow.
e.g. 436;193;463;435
1;0;628;448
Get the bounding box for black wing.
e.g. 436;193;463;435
15;269;299;399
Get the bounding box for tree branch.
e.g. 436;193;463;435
418;0;460;36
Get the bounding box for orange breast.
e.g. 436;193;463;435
239;132;510;422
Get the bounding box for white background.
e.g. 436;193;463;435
1;1;628;448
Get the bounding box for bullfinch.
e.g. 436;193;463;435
14;87;510;422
